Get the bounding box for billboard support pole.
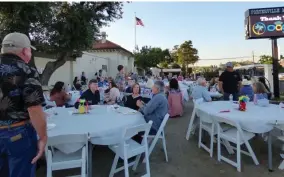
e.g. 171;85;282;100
271;38;280;98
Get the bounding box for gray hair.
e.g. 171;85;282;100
197;77;206;85
154;80;165;93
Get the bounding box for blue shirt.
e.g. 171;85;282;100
240;85;254;101
192;85;212;102
140;92;168;131
98;81;107;87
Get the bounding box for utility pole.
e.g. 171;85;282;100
252;51;255;64
271;38;280;98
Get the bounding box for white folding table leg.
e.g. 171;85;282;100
186;108;196;140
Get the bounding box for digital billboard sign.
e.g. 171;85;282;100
245;7;284;39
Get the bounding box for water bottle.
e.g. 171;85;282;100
229;94;233;103
253;94;257;105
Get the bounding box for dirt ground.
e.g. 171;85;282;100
37;102;284;177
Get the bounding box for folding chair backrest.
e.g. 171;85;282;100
47;134;88;146
193;98;204;117
123;121;153;141
157;114;169;134
216;117;243;135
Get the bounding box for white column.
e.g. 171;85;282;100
264;64;274;93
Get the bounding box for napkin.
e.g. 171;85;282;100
116;107;137;114
219;110;230;113
47;123;56;130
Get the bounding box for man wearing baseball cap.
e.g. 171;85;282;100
218;62;242;101
0;32;47;176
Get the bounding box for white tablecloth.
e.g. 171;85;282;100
47;106;145;154
197;101;284;134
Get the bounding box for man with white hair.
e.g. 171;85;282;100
191;77;212;102
137;80;168;135
0;32;47;176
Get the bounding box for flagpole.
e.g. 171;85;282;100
134;12;137;53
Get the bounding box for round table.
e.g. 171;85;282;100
195;101;284;171
197;101;284;134
46;105;145;154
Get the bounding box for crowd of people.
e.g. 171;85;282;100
191;62;271;104
0;32;275;177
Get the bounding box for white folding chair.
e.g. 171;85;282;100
278;136;284;170
108;121;153;177
216;117;259;172
142;113;170;163
45;134;88;177
198;110;234;157
186;98;204;140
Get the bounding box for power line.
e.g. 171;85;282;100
198;56;260;61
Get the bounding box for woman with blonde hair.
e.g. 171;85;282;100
253;82;268;100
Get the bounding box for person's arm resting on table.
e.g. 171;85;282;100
23;78;47;164
202;89;212;102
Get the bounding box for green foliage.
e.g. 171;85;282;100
177;40;199;66
134;46;171;70
259;55;273;64
0;2;124;84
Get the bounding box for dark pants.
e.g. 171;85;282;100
0;123;38;177
132;128;157;144
223;92;239;101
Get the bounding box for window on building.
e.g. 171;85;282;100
102;65;107;72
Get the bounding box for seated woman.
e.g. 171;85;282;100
191;77;212;102
50;81;71;107
104;80;120;105
240;79;254;101
168;78;183;118
253;82;268;100
79;79;100;105
73;76;82;91
258;77;272;100
124;83;142;110
208;77;219;92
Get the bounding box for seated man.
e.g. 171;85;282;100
191;77;212;102
76;79;100;107
136;81;168;135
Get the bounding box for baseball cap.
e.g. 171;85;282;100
2;32;36;50
225;62;233;68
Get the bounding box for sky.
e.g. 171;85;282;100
101;2;284;66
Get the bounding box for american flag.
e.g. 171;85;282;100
136;17;144;26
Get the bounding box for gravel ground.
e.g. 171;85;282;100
37;102;284;177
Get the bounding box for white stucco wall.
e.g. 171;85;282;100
34;57;73;86
74;52;109;81
78;51;134;79
35;50;134;86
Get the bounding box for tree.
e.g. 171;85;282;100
177;40;199;75
170;45;179;63
259;55;273;64
134;46;171;70
0;2;124;85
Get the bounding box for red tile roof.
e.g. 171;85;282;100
93;40;133;56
